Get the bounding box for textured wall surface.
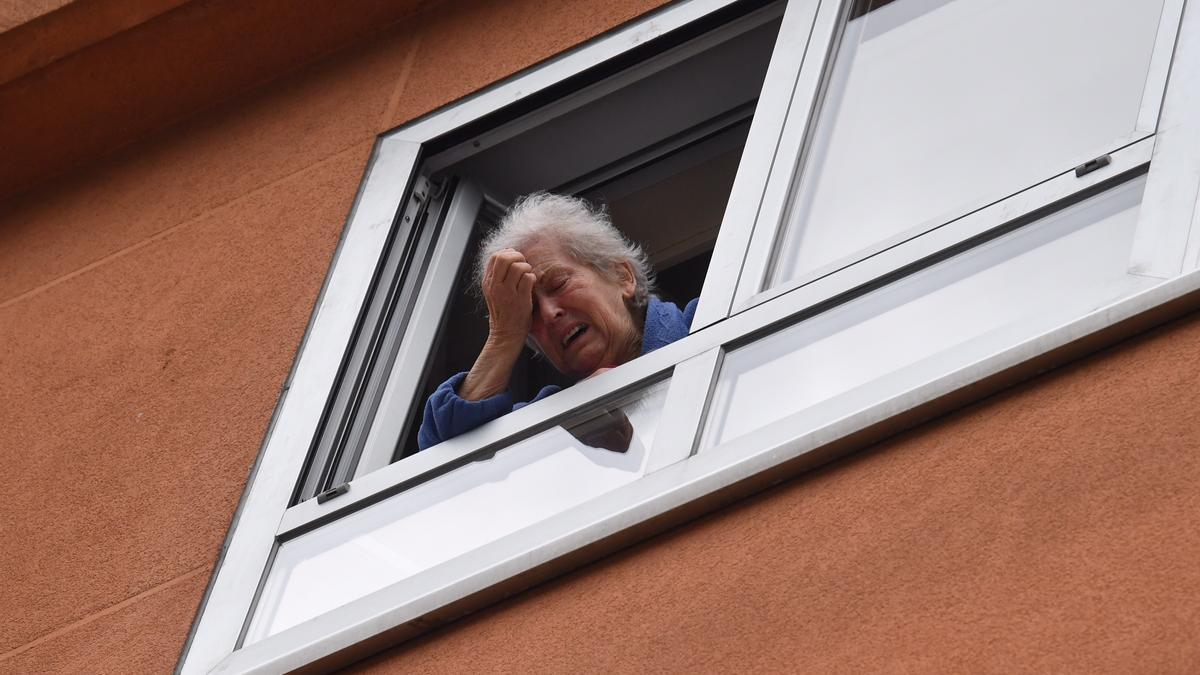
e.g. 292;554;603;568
0;0;189;84
0;0;72;31
351;313;1200;673
0;0;429;200
0;0;669;671
3;0;1198;672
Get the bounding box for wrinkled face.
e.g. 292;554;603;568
522;238;639;378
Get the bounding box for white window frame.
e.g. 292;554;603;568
179;0;1200;672
698;0;1192;321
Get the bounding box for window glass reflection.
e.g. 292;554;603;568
247;378;670;643
707;176;1155;449
769;0;1165;287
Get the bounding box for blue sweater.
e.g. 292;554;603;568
418;297;698;450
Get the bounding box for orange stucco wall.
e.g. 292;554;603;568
0;0;72;32
0;0;668;671
1;1;1197;673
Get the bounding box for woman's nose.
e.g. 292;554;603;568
538;296;564;324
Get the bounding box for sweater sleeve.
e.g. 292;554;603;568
417;372;560;450
683;297;699;329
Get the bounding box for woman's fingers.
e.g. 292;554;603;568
505;262;533;289
482;250;509;295
487;249;528;286
516;271;536;297
483;248;505;288
483;249;535;341
491;251;535;297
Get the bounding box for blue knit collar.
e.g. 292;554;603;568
640;296;696;355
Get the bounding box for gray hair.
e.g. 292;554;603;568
475;192;656;313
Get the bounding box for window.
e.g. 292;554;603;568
180;0;1200;671
248;378;671;641
703;174;1154;450
293;5;781;500
768;0;1165;287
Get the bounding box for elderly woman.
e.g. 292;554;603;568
418;192;698;450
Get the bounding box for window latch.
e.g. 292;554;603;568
1075;154;1112;178
316;483;350;504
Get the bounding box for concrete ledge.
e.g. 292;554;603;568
0;0;433;202
0;0;190;86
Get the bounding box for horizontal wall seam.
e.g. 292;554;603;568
0;137;374;310
0;565;209;664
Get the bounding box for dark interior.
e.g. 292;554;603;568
395;9;782;458
851;0;904;18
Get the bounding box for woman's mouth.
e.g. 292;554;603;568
562;323;588;348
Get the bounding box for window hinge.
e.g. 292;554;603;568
1075;154;1112;178
428;177;448;200
316;483;350;504
400;175;432;225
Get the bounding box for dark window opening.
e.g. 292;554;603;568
850;0;905;19
392;10;782;460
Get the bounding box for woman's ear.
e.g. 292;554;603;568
616;261;637;300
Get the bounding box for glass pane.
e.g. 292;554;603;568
769;0;1166;287
705;176;1155;449
246;378;671;643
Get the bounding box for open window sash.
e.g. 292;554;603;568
353;180;486;477
697;0;1189;322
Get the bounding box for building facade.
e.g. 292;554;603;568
2;0;1199;672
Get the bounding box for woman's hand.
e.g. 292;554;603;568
459;249;537;401
481;248;537;343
